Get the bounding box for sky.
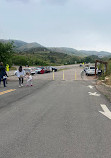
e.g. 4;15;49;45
0;0;111;52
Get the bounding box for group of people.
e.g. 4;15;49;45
0;63;33;88
16;66;33;88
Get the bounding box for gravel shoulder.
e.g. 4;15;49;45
96;81;111;102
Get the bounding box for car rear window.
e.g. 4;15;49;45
90;67;95;69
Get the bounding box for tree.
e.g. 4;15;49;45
0;42;14;66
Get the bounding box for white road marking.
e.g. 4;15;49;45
99;104;111;120
88;85;94;89
88;92;100;96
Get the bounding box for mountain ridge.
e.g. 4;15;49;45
0;39;111;57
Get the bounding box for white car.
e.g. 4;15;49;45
35;67;42;74
24;68;35;75
86;66;98;75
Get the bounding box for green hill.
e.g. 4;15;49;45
48;47;111;57
0;39;111;58
0;39;111;57
0;39;45;52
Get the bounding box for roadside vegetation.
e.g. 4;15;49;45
0;42;14;66
105;59;111;85
98;59;111;85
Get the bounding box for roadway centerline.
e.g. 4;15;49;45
0;89;16;96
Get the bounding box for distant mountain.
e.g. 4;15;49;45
48;47;111;57
0;39;111;57
78;50;111;57
0;39;44;52
48;47;80;56
0;39;27;48
17;42;45;52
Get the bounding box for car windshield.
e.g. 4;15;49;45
40;67;45;69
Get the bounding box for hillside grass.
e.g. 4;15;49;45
99;59;111;85
12;51;82;66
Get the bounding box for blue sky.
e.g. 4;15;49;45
0;0;111;52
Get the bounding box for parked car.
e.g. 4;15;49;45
24;68;35;75
86;66;98;75
45;66;52;73
51;66;57;72
35;67;42;74
40;67;47;73
36;67;45;74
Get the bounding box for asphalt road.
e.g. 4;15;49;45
0;73;111;157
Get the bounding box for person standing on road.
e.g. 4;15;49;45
81;70;84;79
0;62;7;87
17;66;25;88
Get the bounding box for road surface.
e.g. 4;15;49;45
0;66;111;158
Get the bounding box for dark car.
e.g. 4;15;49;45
51;66;57;72
45;66;52;73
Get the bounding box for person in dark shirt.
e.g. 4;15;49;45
0;62;7;87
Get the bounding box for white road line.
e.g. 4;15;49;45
99;104;111;120
88;85;94;89
88;92;100;96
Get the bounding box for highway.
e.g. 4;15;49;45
0;67;111;158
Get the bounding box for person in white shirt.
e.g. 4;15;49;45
17;66;25;87
25;72;33;86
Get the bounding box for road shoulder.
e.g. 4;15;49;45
96;81;111;102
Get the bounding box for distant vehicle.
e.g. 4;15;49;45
86;66;98;75
35;67;42;74
24;68;35;75
51;66;57;72
39;69;45;74
36;67;45;74
40;67;47;73
45;66;52;73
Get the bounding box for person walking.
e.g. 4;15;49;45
81;70;84;79
17;66;25;87
0;62;7;87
